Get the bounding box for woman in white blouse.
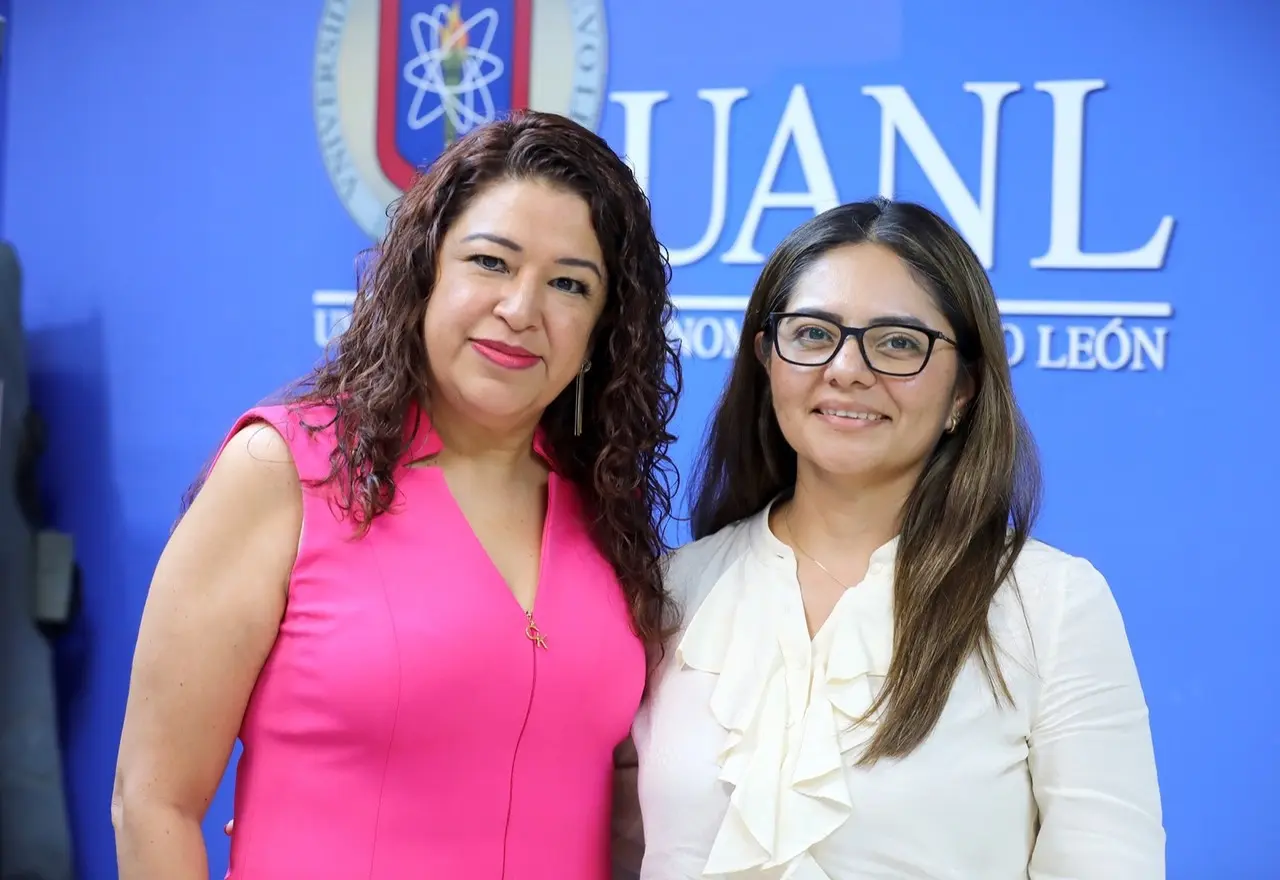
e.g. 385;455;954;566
613;198;1164;879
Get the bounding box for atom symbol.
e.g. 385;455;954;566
402;6;506;136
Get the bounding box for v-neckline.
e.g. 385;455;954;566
757;496;860;644
433;467;556;621
397;401;560;621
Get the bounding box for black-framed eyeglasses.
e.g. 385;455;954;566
765;311;959;377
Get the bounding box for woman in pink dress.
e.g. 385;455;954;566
111;111;681;879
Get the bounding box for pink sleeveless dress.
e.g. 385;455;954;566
216;402;646;879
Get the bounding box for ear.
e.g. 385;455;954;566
753;331;770;368
950;367;976;421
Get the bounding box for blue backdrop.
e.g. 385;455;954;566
5;1;1277;877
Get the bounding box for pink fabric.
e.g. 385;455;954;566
218;403;646;879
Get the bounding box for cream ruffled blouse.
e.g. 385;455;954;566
614;500;1164;880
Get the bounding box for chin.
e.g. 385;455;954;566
469;397;538;423
454;380;542;422
808;456;883;481
798;433;895;479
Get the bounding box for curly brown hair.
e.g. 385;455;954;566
195;111;682;653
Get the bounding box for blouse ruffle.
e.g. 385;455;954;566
674;527;897;879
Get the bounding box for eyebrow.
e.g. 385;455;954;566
555;257;603;280
787;306;845;324
868;313;931;330
462;232;521;251
787;307;930;329
460;232;603;281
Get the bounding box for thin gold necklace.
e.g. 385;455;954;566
784;505;855;590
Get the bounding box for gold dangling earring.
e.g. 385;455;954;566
573;361;591;437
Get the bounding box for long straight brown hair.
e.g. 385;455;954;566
689;198;1042;764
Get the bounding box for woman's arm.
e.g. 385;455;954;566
611;735;644;880
1027;558;1165;879
111;424;301;879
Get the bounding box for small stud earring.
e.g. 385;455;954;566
573;361;592;437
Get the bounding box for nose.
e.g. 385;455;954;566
492;274;541;331
824;333;877;387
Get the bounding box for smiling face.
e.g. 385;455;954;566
759;242;971;487
422;177;608;430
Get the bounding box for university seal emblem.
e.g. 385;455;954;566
313;0;609;239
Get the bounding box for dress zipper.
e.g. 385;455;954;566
499;479;553;877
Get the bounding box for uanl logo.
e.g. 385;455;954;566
311;30;1174;373
629;79;1175;373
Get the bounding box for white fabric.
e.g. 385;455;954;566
613;502;1164;879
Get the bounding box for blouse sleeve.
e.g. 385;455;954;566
1027;557;1165;879
610;734;643;880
